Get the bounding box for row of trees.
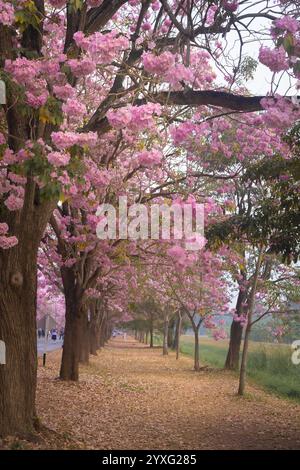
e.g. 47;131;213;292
1;0;300;438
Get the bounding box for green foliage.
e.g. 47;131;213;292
69;0;84;12
207;150;300;262
39;97;63;126
15;1;41;33
240;56;258;81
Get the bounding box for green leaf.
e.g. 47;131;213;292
283;33;295;55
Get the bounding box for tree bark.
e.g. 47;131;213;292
175;314;182;360
167;317;175;348
0;243;38;437
149;318;154;348
0;183;54;436
80;311;90;365
224;286;247;370
163;315;169;356
238;249;264;395
89;303;102;355
59;269;84;381
194;328;200;371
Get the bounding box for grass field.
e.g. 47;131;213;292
166;335;300;401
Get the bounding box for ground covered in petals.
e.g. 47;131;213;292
2;337;300;449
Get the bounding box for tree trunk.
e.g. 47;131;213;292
60;270;84;380
163;315;169;356
238;249;263;395
0;19;55;437
149;322;154;348
90;327;98;355
0;184;54;436
175;314;182;360
80;311;90;365
167;317;175;348
60;308;83;381
225;285;247;370
194;329;200;371
0;246;38;437
99;317;106;348
238;325;251;396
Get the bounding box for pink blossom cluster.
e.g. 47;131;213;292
222;1;239;12
143;51;194;88
62;99;87;122
4;193;24;211
233;313;248;327
5;58;41;83
67;58;96;77
212;329;227;341
0;133;6;145
206;5;217;26
47;151;70;167
73;30;129;63
0;234;18;250
0;1;15;26
258;46;289;72
5;58;50;108
274;15;300;34
107;103;161;132
142;51;176;75
48;0;66;8
261;95;300;130
137;149;162;167
167;245;187;267
51;131;98;149
53;84;75;101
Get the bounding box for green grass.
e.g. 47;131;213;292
180;340;225;368
179;336;300;401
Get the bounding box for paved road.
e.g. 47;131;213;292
37;338;63;356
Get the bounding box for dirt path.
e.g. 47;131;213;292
31;337;300;449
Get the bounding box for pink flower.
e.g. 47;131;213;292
51;131;98;150
4;194;24;211
206;5;217;26
142;22;151;31
2;148;17;164
62;99;86;120
213;329;227;341
53;84;75;101
0;235;18;250
47;151;70;167
137;149;162;167
107;107;132;129
259;46;289;72
26;90;49;108
274;16;299;34
222;1;238;12
167;245;187;266
0;1;15;26
0;132;6;145
0;223;9;235
67;58;96;77
143;51;175;75
48;0;66;8
8;172;27;185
